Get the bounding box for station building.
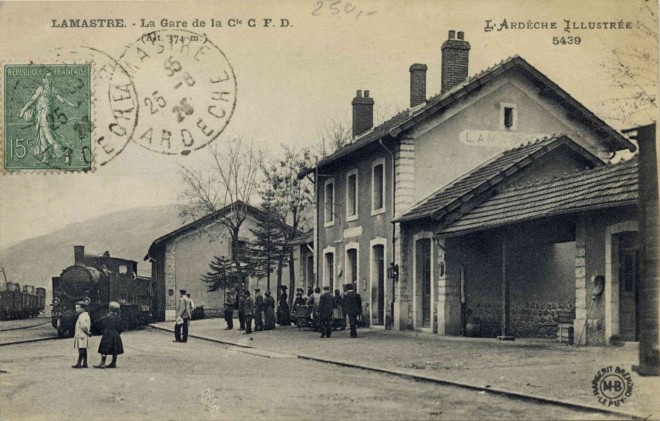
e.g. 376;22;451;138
301;30;638;344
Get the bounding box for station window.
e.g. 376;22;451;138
324;178;335;227
372;158;385;214
346;169;358;221
500;103;517;130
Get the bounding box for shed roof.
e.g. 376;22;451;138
144;201;294;260
438;158;638;237
394;134;604;223
300;55;635;178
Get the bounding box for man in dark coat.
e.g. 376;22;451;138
254;288;264;332
342;283;362;338
318;286;334;338
224;291;234;330
236;281;246;330
243;290;254;334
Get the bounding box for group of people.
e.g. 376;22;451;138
172;282;363;341
222;284;289;334
71;301;124;369
296;283;362;338
219;283;363;338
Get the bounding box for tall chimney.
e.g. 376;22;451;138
74;245;84;266
352;89;374;138
441;30;471;93
409;63;428;107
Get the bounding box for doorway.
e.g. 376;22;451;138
617;232;639;341
416;238;432;328
372;244;385;326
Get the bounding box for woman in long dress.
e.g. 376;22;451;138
19;72;78;163
264;291;276;330
276;285;290;326
94;302;124;369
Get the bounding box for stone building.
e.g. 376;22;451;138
145;201;292;321
301;29;636;340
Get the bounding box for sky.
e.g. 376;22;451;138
0;0;657;248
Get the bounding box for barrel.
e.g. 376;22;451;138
465;316;481;337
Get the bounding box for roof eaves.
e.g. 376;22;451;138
438;199;638;238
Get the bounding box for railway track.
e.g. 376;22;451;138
0;336;60;347
0;319;59;346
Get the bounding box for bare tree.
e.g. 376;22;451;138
261;145;315;304
178;137;263;283
594;2;657;129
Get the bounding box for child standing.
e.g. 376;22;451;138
93;301;124;369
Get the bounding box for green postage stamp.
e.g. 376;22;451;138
3;64;92;172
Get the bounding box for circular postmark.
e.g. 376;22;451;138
45;46;139;167
592;366;634;407
118;29;237;156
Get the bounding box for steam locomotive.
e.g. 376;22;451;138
0;274;46;320
51;246;153;337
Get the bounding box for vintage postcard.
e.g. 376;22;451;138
0;1;658;420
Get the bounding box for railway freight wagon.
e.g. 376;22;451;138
0;282;46;320
51;246;154;337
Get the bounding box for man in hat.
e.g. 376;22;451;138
254;288;264;332
318;286;335;338
243;290;254;334
72;301;91;368
224;290;234;330
236;281;246;330
342;284;362;338
174;289;192;343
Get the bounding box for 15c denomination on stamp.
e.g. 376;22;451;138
3;64;92;172
119;29;237;156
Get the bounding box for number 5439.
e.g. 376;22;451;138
553;36;581;45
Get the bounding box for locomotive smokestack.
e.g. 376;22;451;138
74;245;84;266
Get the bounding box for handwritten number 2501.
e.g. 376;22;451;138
312;0;377;18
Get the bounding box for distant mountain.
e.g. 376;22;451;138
0;205;184;294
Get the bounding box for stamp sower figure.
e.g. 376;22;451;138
264;290;276;330
342;284;362;338
277;285;290;326
224;291;234;330
318;286;334;338
19;71;78;163
254;288;264;332
174;289;192;343
72;301;91;368
94;302;123;369
243;290;254;334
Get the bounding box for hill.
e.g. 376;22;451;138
0;205;184;295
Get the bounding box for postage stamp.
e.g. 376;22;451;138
3;63;92;171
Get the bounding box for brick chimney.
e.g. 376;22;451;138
409;63;427;107
352;89;374;137
441;30;471;94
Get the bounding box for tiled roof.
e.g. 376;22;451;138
145;201;295;260
394;134;603;223
438;158;638;236
300;56;634;178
